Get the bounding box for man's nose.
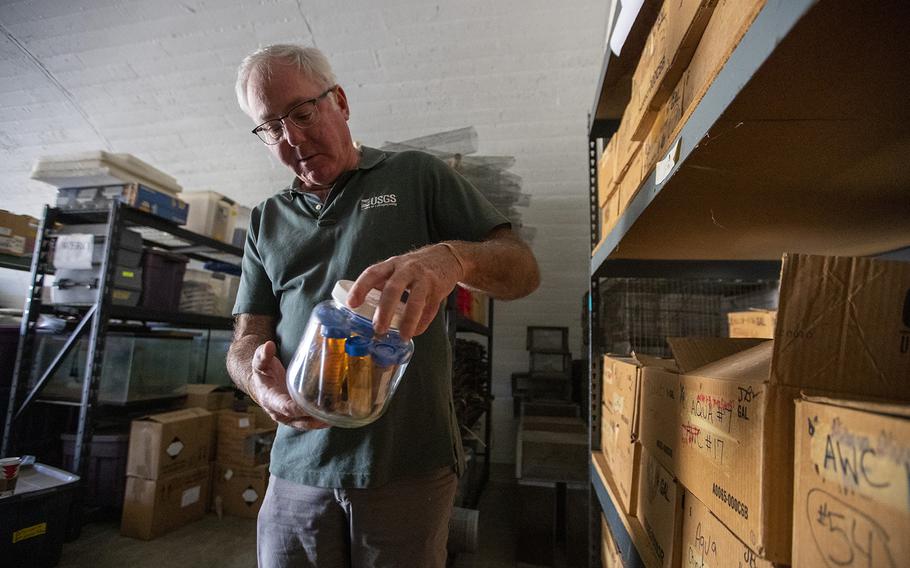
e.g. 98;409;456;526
283;120;307;147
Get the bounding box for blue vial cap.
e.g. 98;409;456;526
348;312;375;338
370;343;400;367
314;302;348;329
321;326;347;339
345;335;371;357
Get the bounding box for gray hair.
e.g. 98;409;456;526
235;44;338;116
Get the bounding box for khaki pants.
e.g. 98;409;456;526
257;467;457;568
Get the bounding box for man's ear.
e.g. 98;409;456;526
334;85;351;120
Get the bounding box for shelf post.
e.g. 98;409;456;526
2;205;57;456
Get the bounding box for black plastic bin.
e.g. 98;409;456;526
0;463;80;568
140;249;188;311
61;431;129;510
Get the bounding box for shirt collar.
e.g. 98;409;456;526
280;146;387;201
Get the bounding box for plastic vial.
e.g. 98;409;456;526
370;336;406;408
345;335;373;418
316;326;347;411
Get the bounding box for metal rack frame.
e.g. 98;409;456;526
584;0;910;565
446;294;494;508
2;202;241;491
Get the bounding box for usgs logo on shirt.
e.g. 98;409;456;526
361;194;397;211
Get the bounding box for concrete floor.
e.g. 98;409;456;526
57;464;518;568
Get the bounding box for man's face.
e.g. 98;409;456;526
246;64;356;190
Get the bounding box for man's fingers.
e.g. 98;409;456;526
348;262;393;308
395;280;430;340
252;340;276;372
287;418;330;431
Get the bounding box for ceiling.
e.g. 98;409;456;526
0;0;609;219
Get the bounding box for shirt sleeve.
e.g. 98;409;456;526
422;153;511;243
232;204;279;316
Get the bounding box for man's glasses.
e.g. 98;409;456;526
251;86;337;145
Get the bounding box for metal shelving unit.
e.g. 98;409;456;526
447;297;494;508
586;0;910;565
1;202;242;493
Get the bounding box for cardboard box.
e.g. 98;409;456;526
598;137;616;207
216;409;275;467
212;462;269;519
613;104;643;187
0;210;38;257
771;254;910;399
601;354;677;514
642;70;688;179
183;384;235;411
683;0;766;119
670;252;910;563
681;490;778;568
126;408;215;480
671;338;794;562
601;515;623;568
635;447;683;568
616;145;645;221
792;396;910;568
600;188;620;244
630;0;718;141
638;337;763;476
469;291;488;327
246;405;277;429
121;465;211;540
727;309;777;339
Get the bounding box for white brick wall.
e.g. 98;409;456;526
0;0;609;463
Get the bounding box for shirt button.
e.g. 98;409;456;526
315;204;322;211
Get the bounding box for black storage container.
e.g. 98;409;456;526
140;249;188;311
61;431;129;510
0;463;79;568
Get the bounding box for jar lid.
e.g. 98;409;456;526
332;280;405;330
345;335;371;357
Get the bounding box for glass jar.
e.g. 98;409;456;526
286;280;414;427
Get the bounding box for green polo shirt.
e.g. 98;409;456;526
234;146;509;488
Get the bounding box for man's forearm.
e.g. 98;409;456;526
442;228;540;300
228;314;277;395
227;335;261;394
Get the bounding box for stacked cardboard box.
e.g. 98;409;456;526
792;396;910;568
593;0;767;253
121;408;215;539
211;407;276;518
600;354;678;515
0;210;38;257
601;253;910;566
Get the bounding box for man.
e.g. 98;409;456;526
228;44;539;568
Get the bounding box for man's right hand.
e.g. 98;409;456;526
250;340;329;430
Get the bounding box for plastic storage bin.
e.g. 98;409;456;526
287;280;414;428
140;249;188;312
51;265;143;307
0;462;80;568
30;332;195;405
61;431;129;510
179;191;236;242
54;223;143;267
183;329;233;386
526;326;569;352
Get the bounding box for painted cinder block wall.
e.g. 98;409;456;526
0;0;610;462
